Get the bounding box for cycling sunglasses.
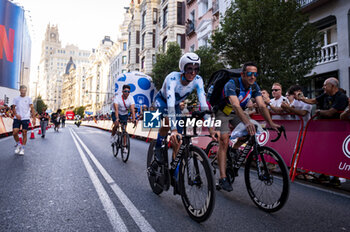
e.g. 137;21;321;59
245;71;258;77
123;90;130;93
185;67;200;74
271;89;281;92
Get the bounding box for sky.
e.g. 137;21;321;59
13;0;130;83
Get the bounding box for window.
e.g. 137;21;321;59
152;29;156;48
177;34;185;49
136;31;140;44
152;54;156;64
142;11;146;29
177;2;185;25
128;51;130;64
162;36;167;52
163;6;168;28
142;33;145;50
190;44;195;52
136;48;140;64
141;57;145;69
128;32;131;46
198;0;209;17
153;8;158;24
122;56;127;64
123;42;127;51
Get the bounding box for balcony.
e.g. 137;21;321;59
187;0;195;5
186;20;196;36
317;42;338;65
212;1;219;15
298;0;332;13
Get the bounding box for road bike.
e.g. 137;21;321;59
112;121;130;163
147;111;215;222
206;123;290;212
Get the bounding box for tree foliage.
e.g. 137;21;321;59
195;46;225;86
34;96;47;114
152;42;182;90
74;106;85;118
211;0;321;90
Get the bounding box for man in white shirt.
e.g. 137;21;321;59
265;83;289;120
111;85;136;152
12;85;36;155
281;85;312;126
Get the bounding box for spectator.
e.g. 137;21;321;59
61;115;66;128
281;85;312;126
296;77;348;185
261;89;270;106
51;109;62;132
179;101;189;116
264;83;289;119
38;107;50;138
340;98;350;120
12;85;36;155
296;77;348;119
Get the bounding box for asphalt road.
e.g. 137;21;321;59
0;125;349;232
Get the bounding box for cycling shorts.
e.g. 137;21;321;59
13;119;30;130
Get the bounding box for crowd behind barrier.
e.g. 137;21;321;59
1;113;349;181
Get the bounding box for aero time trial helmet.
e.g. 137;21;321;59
179;52;201;73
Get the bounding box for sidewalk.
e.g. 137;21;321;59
294;174;350;196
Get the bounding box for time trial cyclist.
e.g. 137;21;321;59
149;52;219;173
111;85;136;152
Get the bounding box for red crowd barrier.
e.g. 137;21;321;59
291;116;350;180
253;116;303;168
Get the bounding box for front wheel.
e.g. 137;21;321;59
179;146;215;222
146;141;164;195
121;132;130;163
244;146;290;212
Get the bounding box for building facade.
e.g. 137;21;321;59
300;0;350;96
38;24;90;111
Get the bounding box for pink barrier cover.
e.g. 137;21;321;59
255;119;303;167
297;120;350;179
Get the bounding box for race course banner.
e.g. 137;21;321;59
296;119;350;179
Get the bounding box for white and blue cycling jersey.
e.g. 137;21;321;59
155;71;209;131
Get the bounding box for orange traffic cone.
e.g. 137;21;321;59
30;130;35;139
19;131;23;145
38;129;42;135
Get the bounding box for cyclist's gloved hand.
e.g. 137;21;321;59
170;130;182;146
209;128;220;141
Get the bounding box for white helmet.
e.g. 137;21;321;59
179;52;201;73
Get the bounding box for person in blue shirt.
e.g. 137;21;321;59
215;62;280;192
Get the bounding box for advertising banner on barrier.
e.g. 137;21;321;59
297;120;350;179
0;0;24;89
256;119;303;167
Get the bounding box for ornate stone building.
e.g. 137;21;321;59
38;24;90;111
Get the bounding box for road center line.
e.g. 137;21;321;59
71;128;156;232
69;128;128;232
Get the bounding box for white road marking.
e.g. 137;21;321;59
69;128;128;232
70;128;156;232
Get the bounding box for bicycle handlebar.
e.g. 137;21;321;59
190;110;213;119
265;126;287;142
